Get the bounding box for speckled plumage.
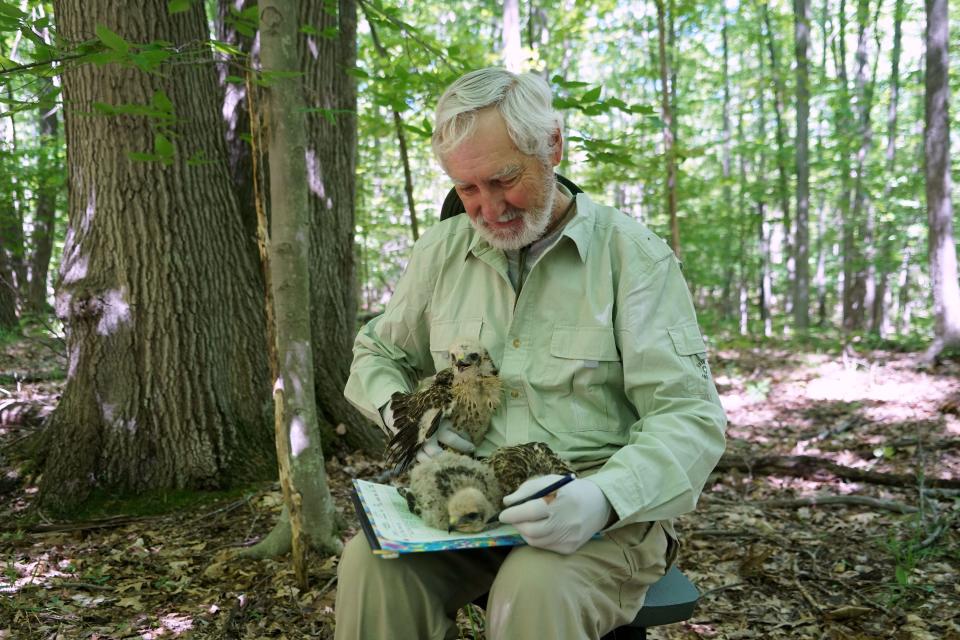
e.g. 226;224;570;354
386;339;501;471
484;442;576;496
399;451;504;533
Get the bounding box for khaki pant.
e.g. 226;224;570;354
334;521;674;640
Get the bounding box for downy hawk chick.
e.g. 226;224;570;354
399;450;504;533
386;339;502;471
484;441;576;496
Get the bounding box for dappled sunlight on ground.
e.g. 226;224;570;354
1;336;958;639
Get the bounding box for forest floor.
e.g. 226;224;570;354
1;331;959;639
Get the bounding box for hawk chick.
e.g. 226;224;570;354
484;441;576;496
386;338;501;470
399;450;504;533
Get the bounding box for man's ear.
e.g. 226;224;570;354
550;128;563;166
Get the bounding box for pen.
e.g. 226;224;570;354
512;473;577;506
486;473;577;525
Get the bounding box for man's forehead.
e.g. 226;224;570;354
450;163;523;187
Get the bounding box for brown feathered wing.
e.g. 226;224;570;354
385;369;455;471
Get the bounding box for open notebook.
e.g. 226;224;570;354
351;478;526;558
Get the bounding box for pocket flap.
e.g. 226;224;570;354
668;322;706;356
550;326;620;361
429;318;483;351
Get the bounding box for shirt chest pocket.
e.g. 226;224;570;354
429;318;483;374
540;325;623;431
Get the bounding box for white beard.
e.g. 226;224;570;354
471;172;557;251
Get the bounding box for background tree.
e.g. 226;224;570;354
923;0;960;360
38;0;274;511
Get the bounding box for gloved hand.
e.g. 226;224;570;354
415;418;475;463
498;474;613;555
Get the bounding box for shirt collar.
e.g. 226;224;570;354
467;185;594;262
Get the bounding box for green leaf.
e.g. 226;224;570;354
300;24;318;35
895;565;909;586
319;26;339;39
154;133;174;159
95;24;130;54
345;67;369;79
152;90;173;114
239;5;259;22
582;86;602;103
0;2;27;19
167;0;192;14
209;40;244;57
224;75;245;84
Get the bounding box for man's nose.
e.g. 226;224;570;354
477;188;506;223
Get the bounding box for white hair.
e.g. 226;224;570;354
432;68;562;165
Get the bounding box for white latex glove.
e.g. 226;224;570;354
498;474;612;555
415;417;475;463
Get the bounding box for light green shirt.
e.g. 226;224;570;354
344;191;727;531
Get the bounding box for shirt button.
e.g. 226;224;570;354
512;338;521;348
510;390;520;399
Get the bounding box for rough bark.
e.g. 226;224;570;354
41;0;274;512
298;0;382;453
793;0;811;331
245;0;342;573
924;0;960;359
216;0;260;242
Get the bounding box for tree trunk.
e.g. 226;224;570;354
299;0;382;453
847;0;877;332
720;9;736;319
871;0;905;335
502;0;523;72
655;0;680;258
362;10;420;243
924;0;960;359
248;0;342;574
756;39;772;337
793;0;811;332
216;0;259;241
41;0;274;512
762;4;793;314
26;99;59;314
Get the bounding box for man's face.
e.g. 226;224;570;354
443;108;562;251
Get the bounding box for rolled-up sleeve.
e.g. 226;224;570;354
589;253;727;529
343;235;439;431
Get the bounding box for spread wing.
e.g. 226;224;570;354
385;369;455;471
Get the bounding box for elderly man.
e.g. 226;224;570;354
335;67;726;640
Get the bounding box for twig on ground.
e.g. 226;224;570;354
315;574;338;599
756;494;918;514
792;554;822;614
698;582;746;599
716;453;960;489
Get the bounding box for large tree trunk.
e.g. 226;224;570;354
26;98;59;314
834;0;858;331
248;0;342;576
41;0;274;512
793;0;811;331
299;0;382;453
924;0;960;360
756;41;773;337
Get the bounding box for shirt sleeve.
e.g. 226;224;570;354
343;234;440;431
588;252;727;530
